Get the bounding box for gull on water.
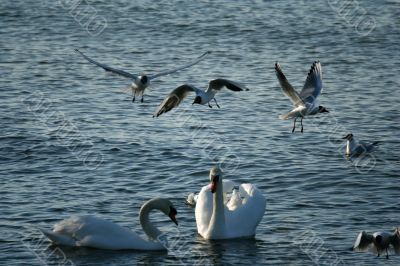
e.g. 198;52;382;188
342;133;379;156
275;61;329;133
75;49;210;103
153;78;248;117
353;229;400;259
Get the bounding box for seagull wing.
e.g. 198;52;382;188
148;51;211;80
353;231;374;251
391;230;400;255
206;78;249;93
75;49;138;80
299;61;322;104
275;62;304;107
153;84;197;117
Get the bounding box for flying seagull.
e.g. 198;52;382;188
353;229;400;259
75;49;211;103
342;133;379;156
153;78;249;117
275;61;329;133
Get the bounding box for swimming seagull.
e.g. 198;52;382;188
353;229;400;259
275;61;329;133
75;49;211;103
342;133;379;156
153;79;249;117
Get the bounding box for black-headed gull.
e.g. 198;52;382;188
153;79;249;117
275;61;329;133
75;49;210;103
342;133;379;156
353;229;400;259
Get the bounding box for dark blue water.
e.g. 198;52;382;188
1;0;399;265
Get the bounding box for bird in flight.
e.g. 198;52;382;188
153;78;249;117
353;229;400;259
75;49;211;103
275;61;329;133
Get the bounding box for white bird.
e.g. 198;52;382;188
275;61;329;133
40;198;178;250
194;166;266;240
353;229;400;259
153;79;249;117
342;133;379;156
75;49;210;103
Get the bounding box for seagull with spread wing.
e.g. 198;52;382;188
153;79;249;117
275;61;329;133
353;229;400;259
75;49;210;103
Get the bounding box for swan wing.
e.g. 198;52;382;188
195;185;213;236
225;184;266;238
40;227;76;246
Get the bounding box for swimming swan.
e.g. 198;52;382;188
40;198;178;250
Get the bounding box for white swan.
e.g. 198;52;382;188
40;198;178;250
195;166;266;240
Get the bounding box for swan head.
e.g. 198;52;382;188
342;133;354;141
159;199;178;226
192;96;202;105
209;166;222;193
145;198;178;225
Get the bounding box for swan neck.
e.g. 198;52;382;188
209;180;225;237
139;200;162;241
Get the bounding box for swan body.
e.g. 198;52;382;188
40;198;178;250
195;167;266;240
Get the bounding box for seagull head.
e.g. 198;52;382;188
342;133;354;141
318;106;329;113
374;234;383;245
192;96;202;105
139;75;148;84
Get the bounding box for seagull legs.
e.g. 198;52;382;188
386;248;389;259
300;117;304;133
208;103;213;108
132;91;136;103
141;95;144;103
292;118;297;133
213;98;220;108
